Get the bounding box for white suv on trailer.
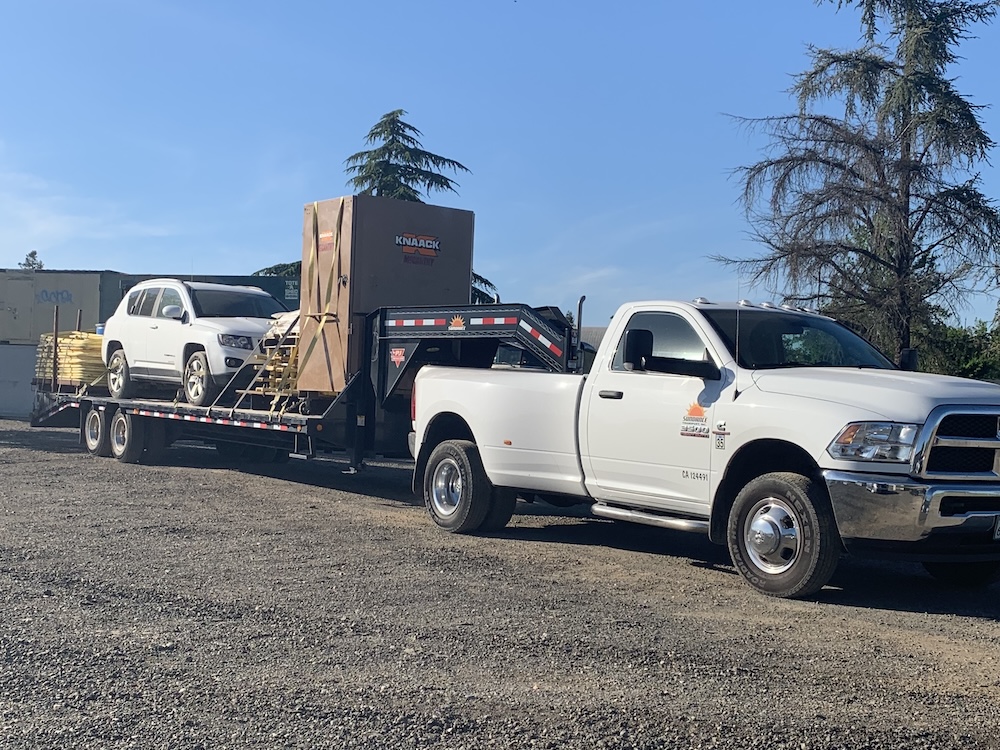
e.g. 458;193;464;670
101;278;287;406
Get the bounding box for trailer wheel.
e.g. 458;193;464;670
480;489;518;532
922;561;1000;588
184;351;219;407
215;441;246;462
424;440;491;533
109;411;146;464
83;407;112;457
727;472;840;599
245;445;278;462
107;348;136;399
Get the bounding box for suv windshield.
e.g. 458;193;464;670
190;289;287;319
700;309;895;370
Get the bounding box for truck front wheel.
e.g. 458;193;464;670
727;472;840;599
424;440;491;533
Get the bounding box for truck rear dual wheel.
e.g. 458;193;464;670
727;472;840;599
481;489;518;532
424;440;495;533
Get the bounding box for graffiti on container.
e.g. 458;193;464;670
35;289;74;304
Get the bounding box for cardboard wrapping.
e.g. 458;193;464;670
297;195;474;394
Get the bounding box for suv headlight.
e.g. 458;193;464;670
218;334;253;350
827;422;918;463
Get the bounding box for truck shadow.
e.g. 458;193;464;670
151;447;1000;618
818;557;1000;618
501;503;1000;620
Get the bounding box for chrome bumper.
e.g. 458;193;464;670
823;470;1000;543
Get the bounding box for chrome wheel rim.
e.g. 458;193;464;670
743;496;800;574
111;414;128;454
185;357;206;401
430;457;463;518
108;354;125;394
85;410;102;449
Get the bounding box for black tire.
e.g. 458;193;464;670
82;407;112;457
183;351;218;407
109;411;146;464
107;348;136;399
480;488;518;532
143;419;168;463
922;561;1000;588
727;472;840;599
423;440;492;533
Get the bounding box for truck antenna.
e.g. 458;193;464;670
734;281;742;400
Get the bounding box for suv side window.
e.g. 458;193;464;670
156;287;184;318
126;289;143;315
137;288;161;317
611;312;707;371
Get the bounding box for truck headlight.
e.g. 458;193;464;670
218;334;253;350
827;422;918;463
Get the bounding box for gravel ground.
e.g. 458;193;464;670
1;417;999;749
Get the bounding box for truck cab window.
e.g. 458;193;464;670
612;312;707;371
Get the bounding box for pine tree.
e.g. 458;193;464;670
721;0;1000;358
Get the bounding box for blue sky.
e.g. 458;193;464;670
3;0;1000;326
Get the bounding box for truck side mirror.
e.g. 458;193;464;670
623;329;653;371
898;348;918;371
643;356;722;381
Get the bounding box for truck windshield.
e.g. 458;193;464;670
190;290;287;319
699;309;895;370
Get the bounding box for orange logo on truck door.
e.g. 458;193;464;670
680;402;710;438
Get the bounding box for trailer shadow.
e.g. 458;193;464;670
160;443;422;506
0;426;82;456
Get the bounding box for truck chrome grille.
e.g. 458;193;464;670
937;414;998;439
914;405;1000;480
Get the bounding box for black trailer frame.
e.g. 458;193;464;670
31;303;580;470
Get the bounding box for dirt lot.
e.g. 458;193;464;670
1;418;999;749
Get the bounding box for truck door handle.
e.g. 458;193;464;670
599;390;623;399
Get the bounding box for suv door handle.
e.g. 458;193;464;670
599;390;623;399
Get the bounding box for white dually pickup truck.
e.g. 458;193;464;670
411;299;1000;598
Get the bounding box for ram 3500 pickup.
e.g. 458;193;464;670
411;299;1000;598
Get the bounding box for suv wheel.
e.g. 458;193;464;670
107;348;136;399
184;351;219;407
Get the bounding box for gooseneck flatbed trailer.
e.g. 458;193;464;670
31;303;582;469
